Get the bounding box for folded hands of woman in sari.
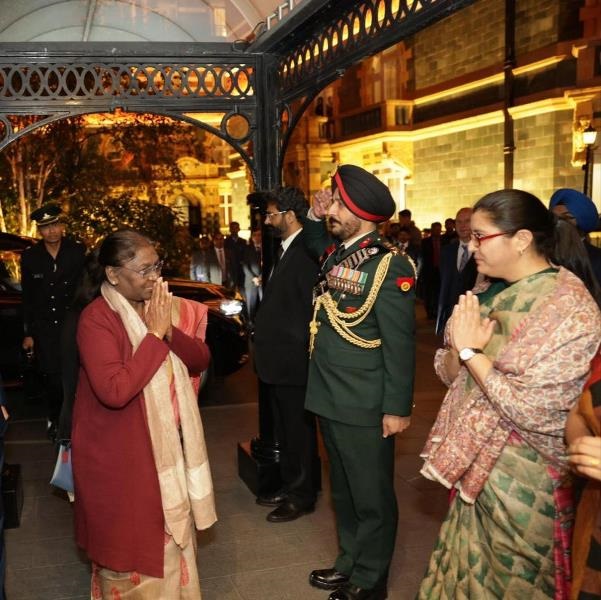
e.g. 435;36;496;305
568;436;601;481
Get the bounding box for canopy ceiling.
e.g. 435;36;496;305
0;0;283;43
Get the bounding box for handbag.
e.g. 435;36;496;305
50;443;73;493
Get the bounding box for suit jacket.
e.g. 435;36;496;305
421;235;442;274
242;243;262;281
224;235;247;288
586;241;601;286
190;247;234;287
253;232;318;386
303;221;416;426
435;240;478;335
20;236;86;373
242;242;262;320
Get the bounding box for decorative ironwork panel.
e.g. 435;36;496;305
273;0;475;101
0;62;255;101
0;45;266;181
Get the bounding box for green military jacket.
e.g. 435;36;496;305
303;219;416;427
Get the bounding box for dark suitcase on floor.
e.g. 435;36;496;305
2;463;23;529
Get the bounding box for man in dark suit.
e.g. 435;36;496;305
212;231;235;288
441;217;458;246
304;165;416;600
252;187;320;522
20;203;86;441
397;227;421;267
549;188;601;285
190;235;222;283
435;207;478;335
420;221;442;319
242;229;263;324
224;221;247;292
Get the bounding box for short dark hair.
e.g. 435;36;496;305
272;187;309;221
98;229;153;268
399;209;412;218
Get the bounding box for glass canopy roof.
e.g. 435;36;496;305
0;0;283;43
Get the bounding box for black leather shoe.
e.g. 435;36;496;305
328;582;387;600
266;500;314;522
309;568;350;590
256;491;287;507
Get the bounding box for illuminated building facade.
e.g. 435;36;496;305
283;0;601;229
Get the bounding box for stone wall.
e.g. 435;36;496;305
405;111;583;228
514;110;582;200
515;0;563;54
411;0;571;91
412;1;505;90
406;123;505;228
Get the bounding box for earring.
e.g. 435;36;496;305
518;248;524;256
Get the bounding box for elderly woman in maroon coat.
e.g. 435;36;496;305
71;230;216;599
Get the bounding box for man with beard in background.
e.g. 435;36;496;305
252;187;320;522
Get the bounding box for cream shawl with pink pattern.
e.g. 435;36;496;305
101;283;217;547
420;267;601;503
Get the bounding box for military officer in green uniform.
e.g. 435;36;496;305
304;165;416;600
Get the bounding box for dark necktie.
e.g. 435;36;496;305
270;244;284;278
275;244;284;265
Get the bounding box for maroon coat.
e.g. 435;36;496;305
72;297;210;577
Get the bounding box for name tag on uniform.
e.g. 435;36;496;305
33;273;43;279
326;265;368;295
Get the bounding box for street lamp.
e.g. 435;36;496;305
582;123;597;196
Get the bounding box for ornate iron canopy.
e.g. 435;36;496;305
0;0;474;188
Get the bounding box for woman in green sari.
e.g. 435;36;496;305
418;189;601;599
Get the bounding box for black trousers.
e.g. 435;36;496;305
266;383;318;507
319;417;397;589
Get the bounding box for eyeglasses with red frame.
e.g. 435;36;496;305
470;231;511;247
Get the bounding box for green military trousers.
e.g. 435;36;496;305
319;417;398;589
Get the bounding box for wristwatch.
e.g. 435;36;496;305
458;347;483;362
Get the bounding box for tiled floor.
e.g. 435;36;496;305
4;307;448;599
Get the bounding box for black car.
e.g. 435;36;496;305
0;232;248;386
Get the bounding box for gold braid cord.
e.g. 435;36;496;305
309;252;393;356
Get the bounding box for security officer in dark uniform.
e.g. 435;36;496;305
304;165;416;600
21;204;86;441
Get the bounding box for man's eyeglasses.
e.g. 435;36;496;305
264;210;288;221
470;231;511;247
121;260;164;278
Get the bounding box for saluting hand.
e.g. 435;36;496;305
382;414;411;438
312;189;333;220
144;277;173;340
22;336;34;352
450;291;495;352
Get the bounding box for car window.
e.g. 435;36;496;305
0;250;22;291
